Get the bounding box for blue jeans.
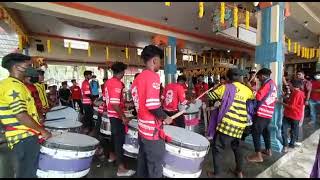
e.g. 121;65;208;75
309;100;320;124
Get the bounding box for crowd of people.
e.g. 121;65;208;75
0;44;320;178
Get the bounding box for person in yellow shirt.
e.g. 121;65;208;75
0;53;52;178
206;68;254;178
34;70;49;113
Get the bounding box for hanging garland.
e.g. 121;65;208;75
285;36;320;59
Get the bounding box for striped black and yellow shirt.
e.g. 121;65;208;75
208;82;254;139
35;82;49;110
0;77;40;149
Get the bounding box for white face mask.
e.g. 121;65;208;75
314;75;320;80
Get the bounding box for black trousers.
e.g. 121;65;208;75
282;117;299;147
137;137;165;178
12;136;40;178
212;132;243;175
252;116;271;152
164;110;185;128
72;99;83;114
83;104;94;130
110;117;126;165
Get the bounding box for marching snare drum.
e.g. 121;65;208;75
100;116;111;136
123;119;139;158
46;106;79;122
44;120;82;133
178;99;202;134
37;132;99;178
163;125;210;178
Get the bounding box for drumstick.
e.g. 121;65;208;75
169;87;214;120
249;71;257;83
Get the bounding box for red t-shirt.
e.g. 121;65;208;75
284;89;305;121
256;79;277;119
131;69;161;140
81;80;92;105
25;83;43;115
161;83;187;112
105;77;125;118
70;85;82;100
193;82;208;101
311;80;320;101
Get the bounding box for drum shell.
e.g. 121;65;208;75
123;120;139;158
184;112;202;134
100;116;111;136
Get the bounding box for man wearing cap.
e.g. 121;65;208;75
0;53;52;177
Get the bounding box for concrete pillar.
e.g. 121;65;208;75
164;37;177;85
246;3;285;152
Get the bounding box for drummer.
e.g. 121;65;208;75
105;62;135;177
0;53;52;178
161;75;191;128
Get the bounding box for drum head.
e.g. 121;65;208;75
44;132;99;151
46;106;79;121
164;125;209;151
179;99;202;113
44;120;82;129
128;119;138;129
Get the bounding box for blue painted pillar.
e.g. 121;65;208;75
246;3;285;152
164;37;177;85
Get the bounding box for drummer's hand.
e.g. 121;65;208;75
163;117;173;125
40;129;52;140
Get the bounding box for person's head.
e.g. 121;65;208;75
256;68;272;83
111;62;127;79
92;75;96;80
291;79;303;89
134;73;140;79
177;75;187;85
296;70;305;80
61;81;68;89
71;79;77;86
244;77;249;83
141;45;164;72
1;53;32;80
37;70;45;82
314;72;320;81
220;76;226;84
84;70;92;80
226;68;244;82
198;75;204;83
25;67;39;84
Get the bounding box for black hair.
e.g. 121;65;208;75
226;69;241;82
220;76;226;80
62;81;67;86
291;79;303;88
257;68;272;77
71;79;76;83
198;74;204;78
141;45;164;64
1;53;31;70
84;70;92;76
111;62;127;75
92;75;97;78
134;73;140;79
37;70;45;76
296;70;305;74
103;78;107;82
177;75;187;82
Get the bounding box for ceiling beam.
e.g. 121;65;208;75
0;5;28;36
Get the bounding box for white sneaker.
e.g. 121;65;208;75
117;169;136;177
295;142;302;146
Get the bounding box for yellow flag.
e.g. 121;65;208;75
106;47;109;61
294;42;297;54
245;10;250;30
165;2;171;6
297;44;300;56
199;2;204;18
287;38;291;52
220;2;225;24
233;7;238;28
68;42;71;55
47;40;51;53
88;44;91;57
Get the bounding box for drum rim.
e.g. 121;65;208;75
36;168;90;178
42;141;97;152
183;112;200;115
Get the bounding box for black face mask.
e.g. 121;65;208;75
30;76;39;83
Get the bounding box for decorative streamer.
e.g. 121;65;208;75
301;47;304;58
294;42;297;54
88;44;91;57
18;35;22;50
297;44;300;56
220;2;225;24
47;40;51;53
203;56;206;64
106;47;109;61
287;38;291;52
195;53;198;64
233;7;238;28
245;10;250;30
165;2;171;6
317;49;320;58
125;47;129;60
199;2;204;18
68;42;71;55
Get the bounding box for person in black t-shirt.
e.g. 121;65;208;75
59;81;72;107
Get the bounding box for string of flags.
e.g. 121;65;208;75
285;36;320;59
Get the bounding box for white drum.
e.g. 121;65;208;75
44;120;82;133
163;125;210;178
100;116;111;136
46;106;79;122
93;107;99;121
37;132;99;178
123;119;139;158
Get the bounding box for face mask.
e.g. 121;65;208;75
314;75;320;80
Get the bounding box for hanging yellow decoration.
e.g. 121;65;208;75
88;44;91;57
317;49;320;58
196;53;198;63
125;47;129;60
287;38;291;52
233;7;238;28
294;42;297;54
47;40;51;53
245;10;250;30
301;47;304;58
68;42;71;55
199;2;204;18
203;56;206;64
297;44;300;56
220;2;225;24
306;48;309;59
165;2;171;6
105;47;109;61
18;35;23;50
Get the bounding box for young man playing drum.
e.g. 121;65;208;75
162;75;188;128
105;62;135;177
131;45;173;178
0;53;52;178
81;71;94;134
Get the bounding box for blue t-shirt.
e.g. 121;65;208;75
90;80;99;96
